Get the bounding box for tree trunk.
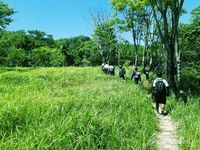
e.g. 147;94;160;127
175;29;181;98
173;0;184;98
132;30;138;67
167;44;178;97
143;31;148;70
135;52;138;67
142;45;148;69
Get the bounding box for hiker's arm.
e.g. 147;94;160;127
131;72;135;80
166;86;169;96
152;80;156;97
152;86;155;98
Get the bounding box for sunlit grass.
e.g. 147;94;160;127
169;97;200;150
0;67;157;149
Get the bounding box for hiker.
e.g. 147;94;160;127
143;67;150;80
152;72;169;115
131;67;141;84
103;63;109;74
119;65;126;79
108;65;115;75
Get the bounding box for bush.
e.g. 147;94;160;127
181;67;200;95
30;47;64;67
6;47;26;67
81;58;91;66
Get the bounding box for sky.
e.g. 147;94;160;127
2;0;200;41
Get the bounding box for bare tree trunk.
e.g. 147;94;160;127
143;32;148;70
135;52;138;67
175;38;181;90
132;30;139;67
173;0;184;98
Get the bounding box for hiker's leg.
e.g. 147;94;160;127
156;102;159;113
160;104;165;114
162;104;165;113
158;104;162;114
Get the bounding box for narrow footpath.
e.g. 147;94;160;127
157;114;179;150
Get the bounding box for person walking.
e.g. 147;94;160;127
119;65;126;80
131;67;141;84
152;72;169;115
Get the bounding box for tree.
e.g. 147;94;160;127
31;47;64;67
147;0;184;97
56;36;92;66
90;8;118;64
178;7;200;94
111;0;144;66
28;30;55;48
93;22;118;65
190;6;200;24
6;47;26;67
0;2;15;30
79;40;101;66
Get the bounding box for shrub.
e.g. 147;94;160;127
6;47;26;67
30;47;64;67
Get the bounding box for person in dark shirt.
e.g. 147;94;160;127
119;65;126;80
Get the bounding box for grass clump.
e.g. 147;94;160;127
169;98;200;149
0;67;157;149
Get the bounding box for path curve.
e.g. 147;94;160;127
157;114;178;150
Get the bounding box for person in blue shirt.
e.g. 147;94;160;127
131;67;141;84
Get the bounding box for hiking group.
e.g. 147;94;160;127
102;63;169;115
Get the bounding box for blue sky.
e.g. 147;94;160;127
3;0;200;41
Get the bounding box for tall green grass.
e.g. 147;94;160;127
169;98;200;149
0;67;157;149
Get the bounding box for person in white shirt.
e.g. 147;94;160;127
152;72;169;115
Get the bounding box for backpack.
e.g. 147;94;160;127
155;80;166;94
135;72;140;78
120;68;125;75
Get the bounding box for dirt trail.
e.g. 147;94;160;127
157;114;178;150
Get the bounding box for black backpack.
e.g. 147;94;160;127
119;68;125;75
155;80;166;94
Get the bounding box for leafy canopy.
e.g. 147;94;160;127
0;1;15;29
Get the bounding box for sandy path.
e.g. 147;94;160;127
157;114;178;150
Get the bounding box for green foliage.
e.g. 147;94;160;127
191;6;200;24
28;30;55;48
31;47;64;67
6;47;26;67
56;36;101;66
0;1;15;29
111;0;147;67
79;40;101;66
93;22;118;64
0;67;157;149
179;10;200;95
169;98;200;149
181;68;200;95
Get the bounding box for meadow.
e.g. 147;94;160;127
168;98;200;150
0;67;157;149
